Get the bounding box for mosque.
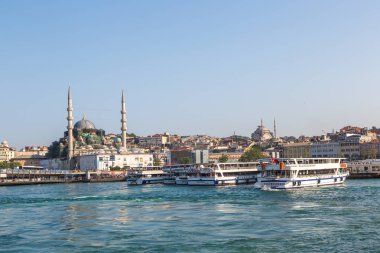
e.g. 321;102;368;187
251;119;275;143
46;88;130;169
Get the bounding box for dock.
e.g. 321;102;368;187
0;169;126;186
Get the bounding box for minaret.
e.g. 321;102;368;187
121;90;127;149
274;118;277;139
67;86;74;163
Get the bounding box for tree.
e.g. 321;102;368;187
110;166;122;171
239;145;265;162
0;161;21;169
153;158;162;166
46;141;61;158
179;157;192;164
218;154;229;163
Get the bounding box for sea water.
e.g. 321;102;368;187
0;180;379;252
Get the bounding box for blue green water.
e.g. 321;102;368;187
0;180;379;252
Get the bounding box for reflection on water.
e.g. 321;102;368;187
0;180;379;252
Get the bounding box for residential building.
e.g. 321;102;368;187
11;155;46;168
15;146;48;158
311;142;340;158
339;142;360;161
360;140;380;159
208;152;243;163
0;141;15;162
191;149;209;164
138;133;170;147
282;142;311;158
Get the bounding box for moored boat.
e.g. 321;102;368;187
187;162;260;186
163;164;200;185
126;166;166;185
256;158;349;190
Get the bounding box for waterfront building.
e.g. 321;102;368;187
79;153;153;171
311;142;340;158
208;152;243;163
168;148;209;165
153;152;170;166
282;142;311;158
15;146;48;158
11;154;46;168
359;140;380;159
347;159;380;174
191;149;209;164
40;158;66;170
339;142;360;161
168;147;192;165
0;141;15;162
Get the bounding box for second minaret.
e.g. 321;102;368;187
121;90;127;149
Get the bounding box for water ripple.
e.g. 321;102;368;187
0;180;379;252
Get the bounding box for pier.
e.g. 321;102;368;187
0;169;126;186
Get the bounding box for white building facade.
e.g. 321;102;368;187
311;142;340;158
79;153;154;171
0;141;15;162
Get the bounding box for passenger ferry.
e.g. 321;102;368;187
126;166;166;185
163;164;200;185
187;162;260;186
256;158;349;190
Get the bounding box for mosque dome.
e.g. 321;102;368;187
251;120;273;142
74;115;96;130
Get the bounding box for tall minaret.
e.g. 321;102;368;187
274;118;277;139
121;90;127;149
67;86;74;163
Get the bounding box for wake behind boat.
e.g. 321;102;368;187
256;158;349;190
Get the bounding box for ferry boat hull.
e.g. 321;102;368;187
257;158;349;190
187;176;257;186
175;177;188;185
163;178;176;185
257;175;348;190
127;177;165;185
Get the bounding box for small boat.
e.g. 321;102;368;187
126;166;166;185
256;158;349;190
187;162;260;186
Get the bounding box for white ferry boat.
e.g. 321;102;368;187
163;164;200;185
126;166;166;185
187;162;260;186
256;158;349;190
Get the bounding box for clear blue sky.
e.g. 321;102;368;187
1;0;379;148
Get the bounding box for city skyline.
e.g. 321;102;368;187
1;1;380;148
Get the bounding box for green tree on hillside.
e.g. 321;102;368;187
179;157;191;164
153;158;162;166
218;154;229;163
239;145;265;162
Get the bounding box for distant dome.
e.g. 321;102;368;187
251;121;273;142
74;115;96;130
1;140;8;147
